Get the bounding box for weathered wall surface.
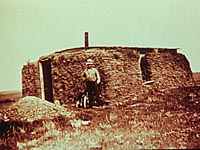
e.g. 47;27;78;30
193;72;200;86
51;48;142;104
21;47;196;104
22;62;41;98
140;52;195;90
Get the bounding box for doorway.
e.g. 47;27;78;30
140;56;152;81
39;59;53;102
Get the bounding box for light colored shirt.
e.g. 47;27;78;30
82;67;100;84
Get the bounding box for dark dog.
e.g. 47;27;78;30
75;91;89;108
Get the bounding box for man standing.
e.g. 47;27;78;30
82;59;103;108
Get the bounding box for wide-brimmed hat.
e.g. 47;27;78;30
86;59;94;65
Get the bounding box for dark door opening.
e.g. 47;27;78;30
42;60;53;102
140;57;152;81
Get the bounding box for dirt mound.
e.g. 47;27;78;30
0;96;74;149
5;96;74;122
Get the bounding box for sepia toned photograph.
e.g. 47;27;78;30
0;0;200;149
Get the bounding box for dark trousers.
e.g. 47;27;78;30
86;81;102;107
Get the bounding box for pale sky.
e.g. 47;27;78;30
0;0;200;91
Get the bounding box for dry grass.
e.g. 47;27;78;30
1;87;200;149
16;102;198;149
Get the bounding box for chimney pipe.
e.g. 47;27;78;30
84;32;89;48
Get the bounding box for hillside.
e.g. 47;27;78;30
0;91;22;101
0;91;22;111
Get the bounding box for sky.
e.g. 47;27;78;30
0;0;200;92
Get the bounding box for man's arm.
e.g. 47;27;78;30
82;69;87;81
95;69;100;84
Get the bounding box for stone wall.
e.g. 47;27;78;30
22;62;41;98
140;52;195;90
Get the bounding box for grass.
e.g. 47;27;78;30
1;87;200;149
15;104;191;149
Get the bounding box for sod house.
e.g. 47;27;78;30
22;46;195;104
